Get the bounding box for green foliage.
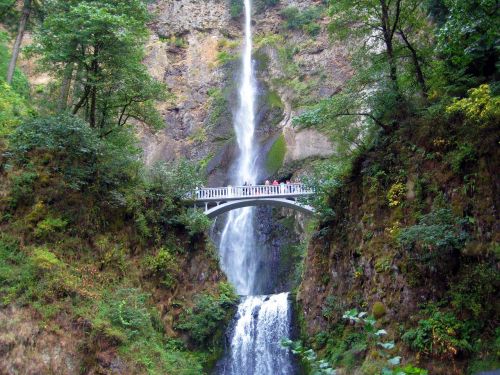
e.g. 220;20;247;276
266;133;286;174
281;339;337;375
267;90;284;109
372;302;387;319
9;114;140;192
280;6;324;36
0;31;30;97
216;50;237;66
437;0;499;84
0;82;31;137
176;284;238;348
449;263;499;318
127;159;206;245
402;309;476;359
142;247;179;289
229;0;243;18
177;209;212;238
398;208;469;253
446;84;500;128
207;87;230;129
387;182;406;208
160;35;187;48
0;236;77;308
31;0;166;131
34;216;68;239
94;287;208;374
446;143;476;173
8;171;38;208
301;159;351;222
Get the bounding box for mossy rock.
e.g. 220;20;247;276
266;90;284;110
266;133;287;174
372;301;386;319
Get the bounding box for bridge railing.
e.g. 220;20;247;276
193;183;313;201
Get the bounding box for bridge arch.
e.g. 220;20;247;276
204;198;315;218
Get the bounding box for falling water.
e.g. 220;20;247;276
216;0;295;374
218;293;294;375
218;0;258;296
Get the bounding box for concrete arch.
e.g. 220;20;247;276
204;198;315;219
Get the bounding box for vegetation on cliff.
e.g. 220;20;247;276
0;1;236;373
293;0;499;374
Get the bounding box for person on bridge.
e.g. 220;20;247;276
280;181;286;194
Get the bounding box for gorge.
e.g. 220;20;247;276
0;0;498;374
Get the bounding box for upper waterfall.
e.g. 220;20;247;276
218;0;259;296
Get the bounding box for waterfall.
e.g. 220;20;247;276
216;1;296;374
218;0;258;296
218;293;294;375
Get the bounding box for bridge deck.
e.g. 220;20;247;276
193;183;313;202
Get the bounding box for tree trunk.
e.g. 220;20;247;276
379;0;400;92
89;47;100;128
6;0;31;84
58;63;74;112
398;29;428;98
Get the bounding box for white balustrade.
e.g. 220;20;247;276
192;183;313;201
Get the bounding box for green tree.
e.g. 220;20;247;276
31;0;166;133
325;0;435;132
436;0;499;87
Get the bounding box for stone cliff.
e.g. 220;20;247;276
142;0;352;184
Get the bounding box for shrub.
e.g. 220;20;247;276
0;82;30;137
446;84;500;129
398;208;469;252
177;208;212;238
103;288;152;340
229;0;243;18
176;284;238;347
31;247;62;272
9;114;139;194
387;182;406;207
446;143;476;173
398;208;469;281
142;247;179;289
402;310;475;359
280;6;324;35
450;263;498;318
34;217;68;239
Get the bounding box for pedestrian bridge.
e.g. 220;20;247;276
190;183;315;218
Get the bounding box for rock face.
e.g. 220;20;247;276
284;127;334;162
142;0;352;183
0;307;83;375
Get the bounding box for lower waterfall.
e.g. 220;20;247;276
217;293;294;375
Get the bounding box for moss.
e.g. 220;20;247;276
267;90;284;109
266;133;287;174
372;302;386;319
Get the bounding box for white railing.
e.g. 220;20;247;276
193;183;313;201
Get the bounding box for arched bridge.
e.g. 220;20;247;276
190;184;315;218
